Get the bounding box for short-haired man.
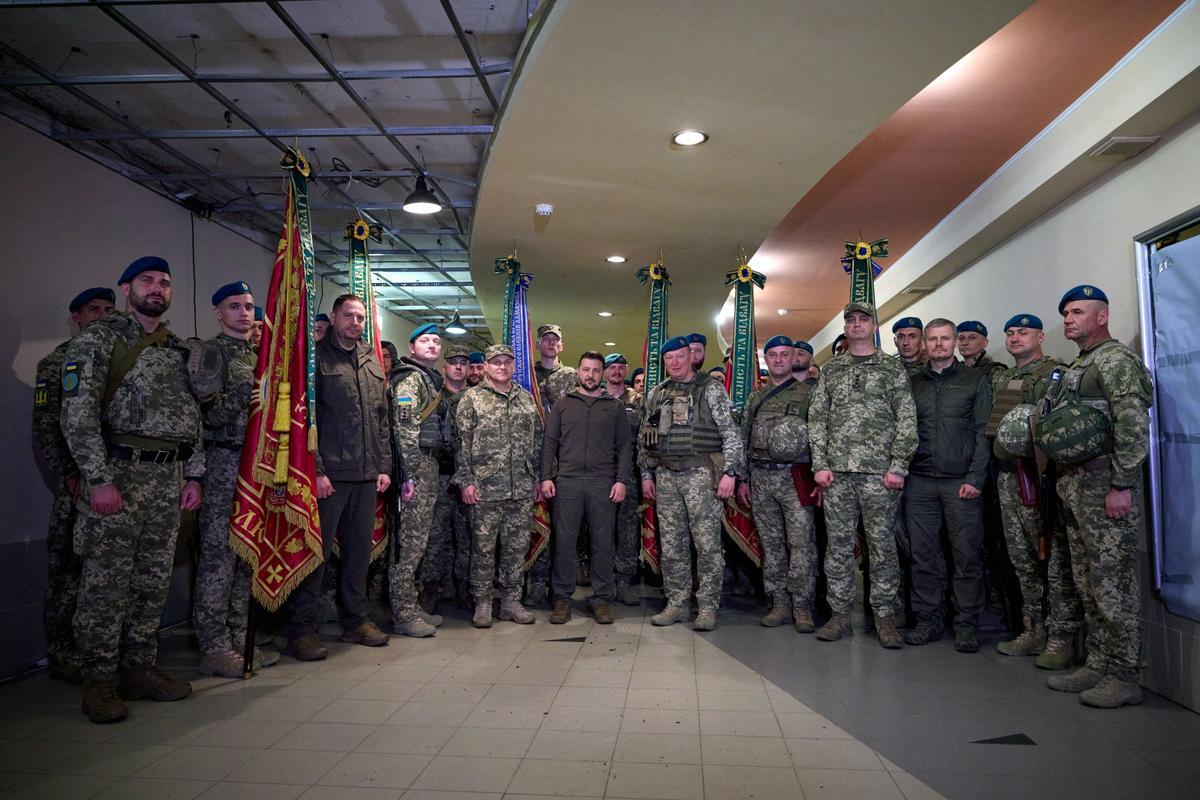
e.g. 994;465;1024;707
893;317;925;377
957;321;1005;379
791;339;815;384
541;351;633;623
630;368;645;394
905;319;993;652
988;314;1082;668
738;336;818;631
604;353;644;606
249;305;264;349
63;258;203;722
381;340;398;375
466;351;485;387
284;294;392;660
456;345;544;627
195;281;278;677
389;323;454;638
687;333;708;372
313;313;330;342
1043;286;1152;708
809;303;917;648
639;336;746;631
33;286;115;684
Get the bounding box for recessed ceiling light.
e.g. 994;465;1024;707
604;341;616;346
777;308;788;316
597;311;613;317
606;255;627;264
672;129;709;146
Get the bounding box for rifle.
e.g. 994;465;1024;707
1033;368;1064;622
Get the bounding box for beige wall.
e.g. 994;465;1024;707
878;112;1200;709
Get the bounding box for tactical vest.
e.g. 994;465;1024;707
748;380;813;464
985;359;1058;438
1036;342;1118;464
395;363;452;453
642;375;723;467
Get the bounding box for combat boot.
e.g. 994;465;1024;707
499;599;535;624
394;616;437;638
760;598;790;628
693;608;717;631
954;625;979;654
419;581;441;615
651;605;689;626
253;648;280;670
418;609;444;627
286;634;328;661
793;608;815;634
616;581;641;607
816;613;852;642
198;650;245;678
1035;637;1075;670
118;664;191;702
1079;675;1143;709
904;613;943;646
997;617;1045;657
593;601;614;625
49;660;83;684
549;599;572;624
472;601;494;628
875;616;904;650
82;678;127;724
341;621;390;646
1047;666;1103;693
524;581;549;609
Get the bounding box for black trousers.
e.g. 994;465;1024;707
551;477;617;602
285;480;376;638
905;474;984;630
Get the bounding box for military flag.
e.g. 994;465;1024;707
230;147;323;611
841;238;888;345
636;254;671;574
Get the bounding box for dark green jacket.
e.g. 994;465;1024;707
314;336;392;481
909;359;993;487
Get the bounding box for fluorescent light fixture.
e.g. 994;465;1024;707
606;255;627;263
604;341;616;346
402;174;442;215
597;311;613;317
672;129;709;146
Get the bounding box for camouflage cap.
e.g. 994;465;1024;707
443;342;471;361
537;323;563;340
484;343;515;361
843;301;875;319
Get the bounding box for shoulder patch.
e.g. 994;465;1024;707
62;361;80;397
34;378;49;407
395;394;413;421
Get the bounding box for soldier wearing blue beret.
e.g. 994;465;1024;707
1058;284;1108;314
790;339;816;384
33;287;118;684
892;317;926;377
630;367;645;393
686;333;707;371
957;320;1006;378
314;312;330;342
250;306;263;349
117;255;169;286
467;351;485;386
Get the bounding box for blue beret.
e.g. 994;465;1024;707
254;305;263;321
1003;313;1042;331
409;323;441;342
1058;284;1108;313
763;335;794;351
468;351;485;364
315;313;330;323
630;367;644;379
69;287;115;313
211;280;252;307
892;316;923;333
957;320;987;337
661;335;690;355
118;256;169;285
604;353;627;366
686;333;707;346
793;339;814;355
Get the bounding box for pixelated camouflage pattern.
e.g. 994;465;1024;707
613;387;642;581
655;465;724;610
822;472;902;617
454;380;542;501
741;378;813;464
535;363;578;410
996;471;1081;637
201;333;255;442
637;375;747;478
471;498;533;602
417;473;455;585
194;446;252;655
808;350;917;477
390;452;439;622
750;467;817;609
391;359;453;470
994;403;1038;460
33;341;75;478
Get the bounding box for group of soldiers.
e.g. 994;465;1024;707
32;254;1153;726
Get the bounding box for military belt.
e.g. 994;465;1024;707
108;444;193;464
657;455;712;471
1059;455;1110;475
750;459;794;471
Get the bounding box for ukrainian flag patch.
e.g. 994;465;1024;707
62;362;80;397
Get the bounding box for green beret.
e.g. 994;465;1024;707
409;323;441;342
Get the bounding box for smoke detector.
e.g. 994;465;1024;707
535;203;554;216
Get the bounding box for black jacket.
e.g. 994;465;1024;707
541;389;633;485
908;359;992;487
314;336;392;481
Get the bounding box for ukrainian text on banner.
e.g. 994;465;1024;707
724;248;764;412
841;238;887;346
637;256;670;389
230;148;322;610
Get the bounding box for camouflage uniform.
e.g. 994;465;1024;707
193;333;255;657
418;386;470;591
808;351;917;618
33;340;82;670
741;378;817;611
1047;339;1152;682
455;379;542;603
991;356;1082;639
528;363;579;589
613;386;643;585
389;357;455;624
61;314;204;680
639;373;746;611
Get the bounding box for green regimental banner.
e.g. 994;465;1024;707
346;218;384;351
637;254;671;388
841;238;888;347
724;249;765;411
280;147;319;440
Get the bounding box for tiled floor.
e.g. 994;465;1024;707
2;594;1199;800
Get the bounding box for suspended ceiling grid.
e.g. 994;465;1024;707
0;0;539;345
